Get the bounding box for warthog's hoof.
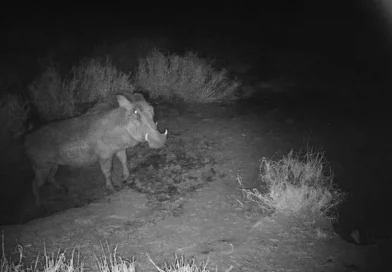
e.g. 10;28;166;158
105;183;118;193
34;200;42;207
57;184;69;195
121;174;130;183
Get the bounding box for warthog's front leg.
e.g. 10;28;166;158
32;165;53;206
32;175;45;207
116;150;130;182
98;156;117;193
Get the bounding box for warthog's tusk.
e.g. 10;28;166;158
164;129;168;136
145;133;149;142
155;122;158;127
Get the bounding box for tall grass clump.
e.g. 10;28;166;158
147;254;217;272
0;94;29;149
0;246;83;272
94;243;135;272
137;49;240;103
1;233;226;272
1;231;84;272
238;148;346;223
28;65;77;121
70;57;134;103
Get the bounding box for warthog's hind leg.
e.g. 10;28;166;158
99;156;117;193
48;165;68;194
116;150;130;182
32;164;67;206
47;164;59;187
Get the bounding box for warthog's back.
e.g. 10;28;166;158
24;110;130;167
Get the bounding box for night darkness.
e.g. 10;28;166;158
1;1;392;271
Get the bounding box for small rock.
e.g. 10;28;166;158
185;151;197;159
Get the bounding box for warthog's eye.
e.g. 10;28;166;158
133;110;140;117
132;109;141;120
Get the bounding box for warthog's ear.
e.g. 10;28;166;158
117;95;134;110
132;93;146;102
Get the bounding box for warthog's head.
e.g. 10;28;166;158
117;94;167;148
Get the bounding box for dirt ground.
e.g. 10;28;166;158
1;95;390;271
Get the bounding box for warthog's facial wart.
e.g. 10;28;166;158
24;93;167;206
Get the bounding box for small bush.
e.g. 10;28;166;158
70;57;134;103
28;65;77;121
28;57;135;121
238;149;346;223
136;49;240;103
0;94;29;148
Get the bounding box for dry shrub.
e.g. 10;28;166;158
238;149;346;223
0;94;30;148
28;57;135;121
28;65;76;121
70;57;134;103
137;49;240;103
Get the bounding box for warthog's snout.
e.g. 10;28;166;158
145;128;168;149
24;93;167;206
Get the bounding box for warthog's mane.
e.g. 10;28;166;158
86;93;154;117
133;100;154;118
84;94;155;132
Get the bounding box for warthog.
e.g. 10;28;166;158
24;93;167;206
